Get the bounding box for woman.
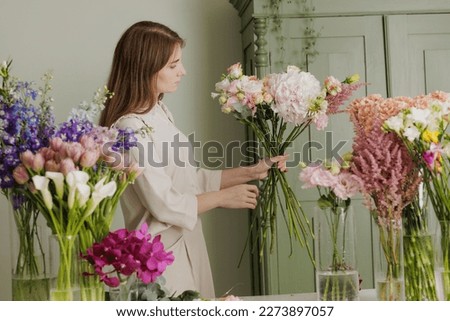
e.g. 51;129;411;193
99;21;286;298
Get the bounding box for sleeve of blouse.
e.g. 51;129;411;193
196;168;222;193
116;116;198;231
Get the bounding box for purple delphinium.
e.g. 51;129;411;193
85;126;138;152
112;127;138;152
55;118;94;143
0;71;55;190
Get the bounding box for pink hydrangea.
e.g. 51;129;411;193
266;66;322;125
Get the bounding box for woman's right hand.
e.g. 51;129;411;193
219;184;259;209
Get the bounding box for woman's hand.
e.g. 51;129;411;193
251;155;289;180
219;184;260;209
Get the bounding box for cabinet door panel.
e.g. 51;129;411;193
264;16;386;294
387;14;450;96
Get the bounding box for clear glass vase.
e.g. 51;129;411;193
9;197;51;301
402;193;438;301
373;217;405;301
49;234;81;301
435;219;450;301
108;278;139;301
314;206;359;301
79;260;105;301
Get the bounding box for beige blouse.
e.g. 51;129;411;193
114;102;222;299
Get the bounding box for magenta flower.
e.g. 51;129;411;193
423;150;436;169
81;223;174;288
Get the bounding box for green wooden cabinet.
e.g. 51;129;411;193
386;14;450;96
231;0;450;295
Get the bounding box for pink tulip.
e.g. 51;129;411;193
80;135;97;150
126;161;143;178
32;153;45;172
65;142;84;163
60;158;76;176
20;150;34;169
40;147;56;161
45;160;60;172
79;149;100;168
50;137;64;151
13;165;29;184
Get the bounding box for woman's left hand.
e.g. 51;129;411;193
252;155;289;180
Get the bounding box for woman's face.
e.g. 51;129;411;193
156;44;186;96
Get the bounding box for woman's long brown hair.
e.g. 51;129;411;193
99;21;185;128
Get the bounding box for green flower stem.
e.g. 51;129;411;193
402;200;438;301
403;232;438;300
423;160;450;300
12;206;42;277
377;219;403;300
439;220;450;300
277;171;314;260
78;170;134;300
51;234;78;301
237;107;315;267
9;197;51;301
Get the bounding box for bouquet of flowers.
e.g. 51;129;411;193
1;60;55;300
299;154;362;300
383;91;450;300
81;223;176;301
212;63;362;258
12;87;142;300
348;95;422;300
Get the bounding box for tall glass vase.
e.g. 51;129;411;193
49;234;81;301
314;206;359;301
78;229;105;301
402;189;438;301
79;261;105;301
9;197;51;301
435;219;450;301
108;277;139;301
373;217;405;301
